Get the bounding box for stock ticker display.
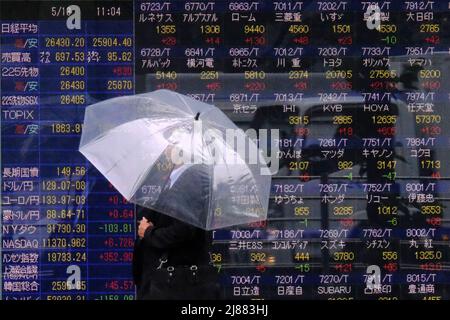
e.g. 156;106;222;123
1;0;450;300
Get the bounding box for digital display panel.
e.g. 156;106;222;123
1;0;449;300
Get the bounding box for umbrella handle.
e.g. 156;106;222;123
195;112;200;121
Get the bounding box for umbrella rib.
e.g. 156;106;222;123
203;129;267;228
201;108;243;132
216;131;267;220
174;91;195;114
201;130;215;230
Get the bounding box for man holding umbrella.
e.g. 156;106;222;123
79;89;271;300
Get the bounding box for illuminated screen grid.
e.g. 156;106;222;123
1;0;450;300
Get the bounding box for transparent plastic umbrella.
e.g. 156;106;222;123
79;90;271;230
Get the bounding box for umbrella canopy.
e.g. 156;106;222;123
79;89;271;230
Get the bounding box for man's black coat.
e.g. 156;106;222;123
132;163;217;299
